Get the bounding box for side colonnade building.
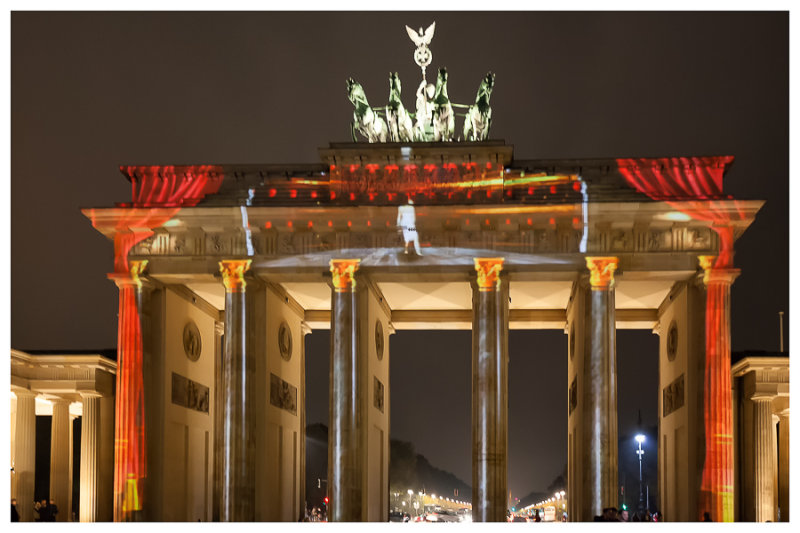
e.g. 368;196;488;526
81;140;773;522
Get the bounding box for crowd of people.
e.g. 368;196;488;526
594;506;663;522
10;498;59;522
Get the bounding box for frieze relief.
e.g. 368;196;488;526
126;223;717;258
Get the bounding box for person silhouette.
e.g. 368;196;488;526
397;199;422;255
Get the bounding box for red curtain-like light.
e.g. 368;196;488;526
616;157;739;521
100;166;223;521
616;157;744;268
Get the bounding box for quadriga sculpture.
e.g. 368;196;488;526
347;78;388;143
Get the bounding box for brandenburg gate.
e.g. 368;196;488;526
82;23;763;523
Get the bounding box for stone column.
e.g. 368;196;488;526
778;408;789;521
13;390;36;522
50;398;72;521
752;397;775;521
212;319;224;522
107;259;150;521
218;259;255;521
697;256;739;522
328;259;363;522
471;258;508;522
583;256;619;520
79;393;101;522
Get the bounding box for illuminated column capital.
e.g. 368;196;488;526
219;259;252;293
107;259;149;288
585;256;618;290
698;255;740;286
330;259;361;293
474;257;504;291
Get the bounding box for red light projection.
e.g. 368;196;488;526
617;158;743;522
92;166;224;521
326;162;578;205
108;260;148;522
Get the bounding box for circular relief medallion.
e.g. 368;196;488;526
278;321;293;361
375;320;384;361
569;323;576;360
182;321;202;362
667;320;678;362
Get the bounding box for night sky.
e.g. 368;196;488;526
10;12;788;500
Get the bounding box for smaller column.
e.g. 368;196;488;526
50;398;72;522
752;397;775;521
13;390;36;522
79;393;102;522
778;408;789;521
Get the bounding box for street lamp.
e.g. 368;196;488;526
635;434;646;511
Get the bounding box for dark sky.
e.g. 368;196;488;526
11;12;788;499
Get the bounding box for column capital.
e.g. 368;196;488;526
107;259;149;288
585;256;618;290
330;259;361;293
750;394;775;403
12;388;36;399
79;391;104;400
473;257;504;291
698;255;740;286
219;259;252;293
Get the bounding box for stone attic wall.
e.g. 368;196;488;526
161;289;216;521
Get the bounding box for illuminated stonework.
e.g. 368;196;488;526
474;257;504;291
698;255;716;285
219;260;252;293
330;259;360;292
586;256;618;290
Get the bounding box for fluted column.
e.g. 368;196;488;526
778;408;789;521
107;259;149;521
219;259;255;521
79;393;101;522
13;390;36;522
752;397;775;521
471;257;508;522
583;256;619;520
328;258;363;522
697;255;739;522
50;398;72;521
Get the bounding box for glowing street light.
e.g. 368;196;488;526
635;434;646;511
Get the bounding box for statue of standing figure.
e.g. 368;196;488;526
414;78;436;141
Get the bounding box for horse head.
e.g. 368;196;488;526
389;72;402;95
347;78;368;107
477;72;495;103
